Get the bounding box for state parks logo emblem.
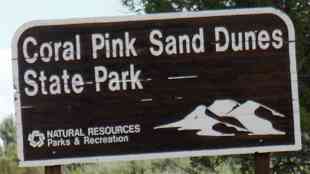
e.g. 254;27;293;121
27;130;45;148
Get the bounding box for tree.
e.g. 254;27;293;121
0;116;16;147
121;0;291;13
121;0;310;173
0;116;42;174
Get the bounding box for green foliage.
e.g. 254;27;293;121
121;0;289;13
0;116;16;146
64;156;258;174
65;159;192;174
189;155;254;174
271;134;310;174
0;115;43;174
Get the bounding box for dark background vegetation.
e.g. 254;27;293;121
1;0;309;173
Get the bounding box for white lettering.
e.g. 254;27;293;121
258;30;270;50
272;29;283;49
149;30;163;56
24;69;38;96
215;27;229;52
23;37;38;64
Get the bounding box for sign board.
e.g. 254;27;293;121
12;8;301;167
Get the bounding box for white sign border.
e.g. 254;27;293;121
12;7;301;167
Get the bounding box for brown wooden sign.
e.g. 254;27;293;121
12;8;301;167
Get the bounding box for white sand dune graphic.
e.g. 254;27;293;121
154;99;286;136
225;100;285;135
208;99;240;116
154;105;247;136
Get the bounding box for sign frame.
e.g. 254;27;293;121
12;7;301;167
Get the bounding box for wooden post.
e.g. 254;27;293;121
255;153;271;174
45;165;63;174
